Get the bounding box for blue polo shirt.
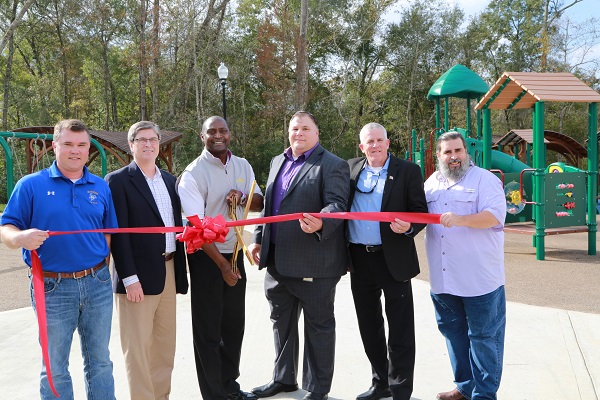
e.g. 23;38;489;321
1;161;118;272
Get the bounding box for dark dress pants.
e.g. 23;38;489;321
188;249;246;400
264;268;340;394
349;245;415;400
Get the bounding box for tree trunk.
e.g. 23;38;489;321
151;0;160;121
295;0;308;110
138;0;149;121
100;34;118;130
0;0;36;55
2;0;18;130
540;0;583;70
54;0;70;118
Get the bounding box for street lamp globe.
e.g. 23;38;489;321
217;62;228;120
218;62;229;80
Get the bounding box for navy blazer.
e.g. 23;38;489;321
106;162;188;295
347;154;428;281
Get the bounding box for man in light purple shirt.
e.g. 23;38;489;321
424;131;506;400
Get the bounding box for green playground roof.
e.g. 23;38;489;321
427;64;489;100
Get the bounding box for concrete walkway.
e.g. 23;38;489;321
1;263;599;399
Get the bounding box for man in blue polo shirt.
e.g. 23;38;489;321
0;119;118;400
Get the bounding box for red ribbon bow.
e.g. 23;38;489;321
176;214;229;253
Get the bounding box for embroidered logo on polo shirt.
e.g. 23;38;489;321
47;191;55;196
88;190;99;204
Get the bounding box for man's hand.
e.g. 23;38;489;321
440;210;499;229
440;212;462;228
390;218;411;234
226;189;244;206
221;266;240;286
125;282;144;303
300;213;323;234
248;243;261;265
3;228;50;250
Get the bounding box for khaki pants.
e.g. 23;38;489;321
116;259;176;400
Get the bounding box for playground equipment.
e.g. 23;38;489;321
412;65;599;260
475;72;599;260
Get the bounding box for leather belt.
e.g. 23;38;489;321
42;260;105;279
351;243;383;253
164;252;174;262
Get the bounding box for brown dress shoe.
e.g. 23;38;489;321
436;388;465;400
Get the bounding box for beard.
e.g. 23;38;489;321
438;156;470;181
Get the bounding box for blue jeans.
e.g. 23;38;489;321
30;264;116;400
431;286;506;400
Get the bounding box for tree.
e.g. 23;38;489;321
295;0;308;110
540;0;583;70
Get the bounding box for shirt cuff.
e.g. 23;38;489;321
123;275;140;287
404;226;414;236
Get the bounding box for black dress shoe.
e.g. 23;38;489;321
356;385;392;400
251;381;298;398
303;392;328;400
227;390;259;400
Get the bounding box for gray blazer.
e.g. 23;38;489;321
253;144;350;278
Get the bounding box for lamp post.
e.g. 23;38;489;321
217;62;228;120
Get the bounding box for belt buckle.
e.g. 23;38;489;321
73;270;85;279
365;245;376;253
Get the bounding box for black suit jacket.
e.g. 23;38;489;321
106;162;188;295
348;154;428;281
253;144;350;278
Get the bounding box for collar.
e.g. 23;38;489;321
138;163;161;180
284;142;319;161
48;161;89;183
201;148;232;166
363;154;390;174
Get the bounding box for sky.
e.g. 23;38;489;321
384;0;597;23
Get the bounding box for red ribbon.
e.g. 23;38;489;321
32;211;440;397
31;250;59;397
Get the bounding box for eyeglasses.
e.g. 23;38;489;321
355;172;380;194
134;137;160;144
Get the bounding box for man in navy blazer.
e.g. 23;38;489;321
105;121;188;399
347;123;427;400
249;111;350;400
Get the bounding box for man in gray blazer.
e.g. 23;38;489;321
249;111;350;400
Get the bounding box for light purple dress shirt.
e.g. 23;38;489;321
424;165;507;297
270;143;318;243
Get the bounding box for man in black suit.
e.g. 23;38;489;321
105;121;188;399
347;123;427;400
249;111;350;400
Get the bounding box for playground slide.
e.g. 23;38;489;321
491;150;530;173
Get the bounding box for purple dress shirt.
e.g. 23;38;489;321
270;143;318;243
